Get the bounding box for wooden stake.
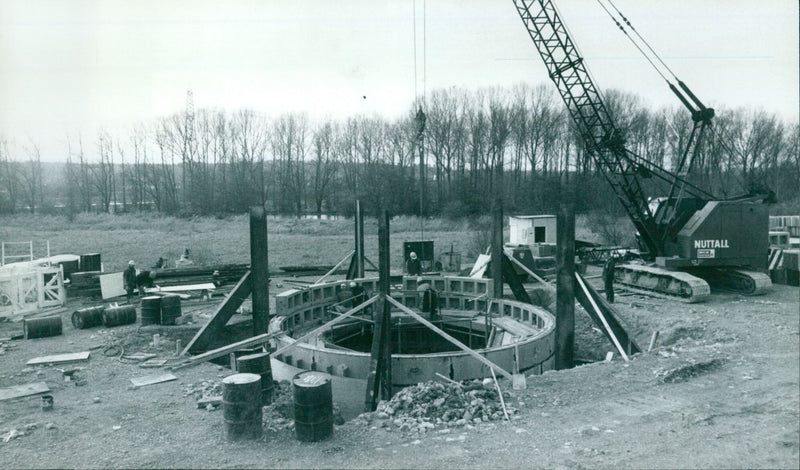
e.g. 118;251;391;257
648;330;660;352
490;367;510;421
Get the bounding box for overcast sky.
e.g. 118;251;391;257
1;0;798;162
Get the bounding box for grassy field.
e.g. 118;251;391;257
0;212;602;273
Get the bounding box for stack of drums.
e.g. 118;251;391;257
236;352;274;405
292;371;334;442
23;315;63;339
71;306;105;329
140;297;162;326
159;295;182;325
102;305;137;327
222;373;263;441
79;253;102;272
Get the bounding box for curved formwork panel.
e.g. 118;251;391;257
270;276;555;386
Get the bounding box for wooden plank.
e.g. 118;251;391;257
504;249;553;288
573;273;636;360
147;283;216;293
492;317;538;337
130;373;177;388
139;359;167;368
272;295;379;358
387;296;513;380
27;351;91;366
501;253;533;304
172;332;278;370
182;271;251;355
0;381;50;401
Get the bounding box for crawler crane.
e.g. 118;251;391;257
512;0;772;301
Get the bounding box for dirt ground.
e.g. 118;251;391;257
1;277;798;469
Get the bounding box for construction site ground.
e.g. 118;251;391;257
1;275;798;469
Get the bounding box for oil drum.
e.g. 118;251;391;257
23;315;63;339
140;296;161;326
102;305;137;327
71;306;105;329
222;373;263;441
159;295;181;325
236;352;274;405
79;253;102;273
292;371;333;442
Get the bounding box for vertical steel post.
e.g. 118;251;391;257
491;198;504;300
378;210;392;400
250;206;270;336
355;200;365;278
365;209;392;411
555;172;576;369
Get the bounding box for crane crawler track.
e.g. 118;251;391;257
615;264;710;303
691;269;772;296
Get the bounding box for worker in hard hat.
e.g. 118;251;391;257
123;260;137;304
349;280;366;307
417;277;439;320
406;251;422;276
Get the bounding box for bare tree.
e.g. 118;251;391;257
310;120;339;217
272;114;308;215
0;140;21;213
20;142;44;213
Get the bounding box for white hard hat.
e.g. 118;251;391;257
128;260;135;266
410;252;417;259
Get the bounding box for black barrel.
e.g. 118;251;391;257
293;371;333;442
71;306;105;329
159;295;182;325
102;305;137;327
222;373;263;441
59;260;80;281
79;253;102;272
140;296;162;326
236;352;274;405
23;315;63;339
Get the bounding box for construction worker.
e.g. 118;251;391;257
349;281;366;307
123;260;137;304
406;252;422;276
417;278;439;320
603;254;618;303
175;248;194;268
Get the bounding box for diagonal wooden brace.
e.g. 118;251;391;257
387;296;512;380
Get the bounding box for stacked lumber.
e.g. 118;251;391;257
66;271;101;298
153;264;249;288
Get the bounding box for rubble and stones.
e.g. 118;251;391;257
354;379;518;435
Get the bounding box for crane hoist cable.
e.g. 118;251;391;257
593;0;670;84
596;0;712;115
604;0;681;82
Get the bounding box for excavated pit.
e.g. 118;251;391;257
268;275;557;387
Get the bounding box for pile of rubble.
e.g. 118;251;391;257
355;379;518;434
182;380;223;406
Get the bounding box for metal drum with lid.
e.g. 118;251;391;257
292;371;333;442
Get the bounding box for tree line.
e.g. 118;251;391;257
1;84;798;218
